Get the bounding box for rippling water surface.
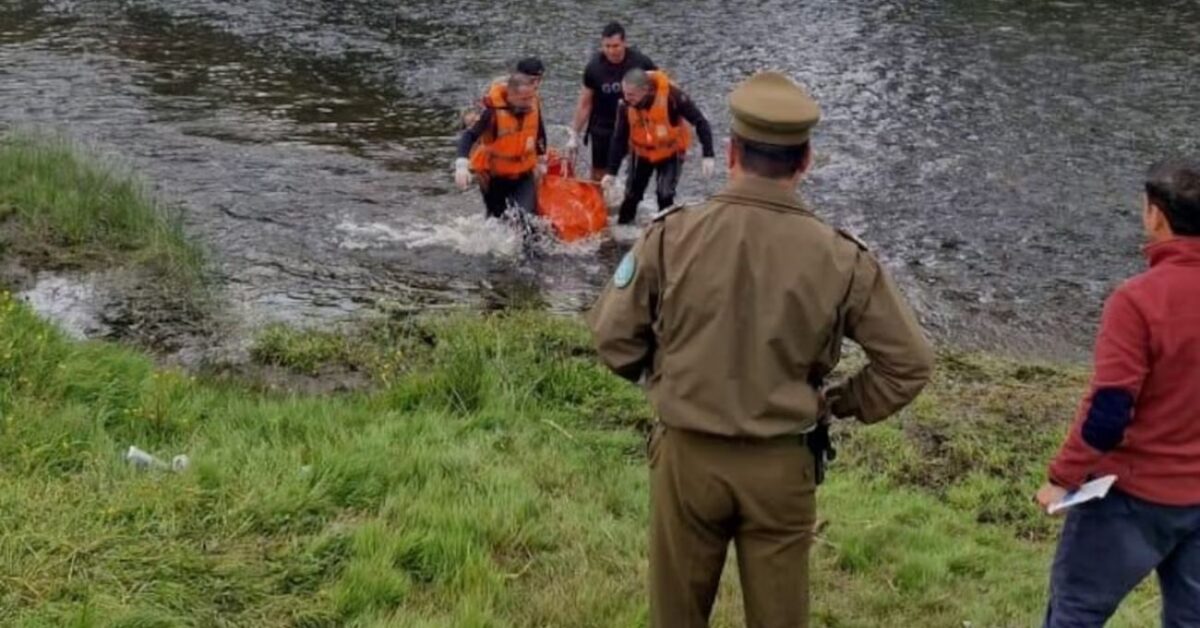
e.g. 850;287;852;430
2;0;1197;357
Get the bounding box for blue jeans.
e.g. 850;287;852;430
1044;489;1200;627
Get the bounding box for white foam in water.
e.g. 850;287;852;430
337;216;522;257
554;233;604;257
609;223;643;243
18;273;110;339
336;220;408;250
338;211;616;258
401;215;525;257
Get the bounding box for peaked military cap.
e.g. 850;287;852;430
729;71;821;146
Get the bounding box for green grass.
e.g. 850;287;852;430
0;126;1158;626
250;324;373;377
0;134;204;284
835;350;1091;542
0;292;1160;626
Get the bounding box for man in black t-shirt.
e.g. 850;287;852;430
568;21;657;181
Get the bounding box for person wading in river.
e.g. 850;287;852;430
454;73;547;218
461;56;545;130
602;68;715;225
1036;159;1200;628
567;21;657;181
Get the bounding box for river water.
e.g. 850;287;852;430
2;0;1198;358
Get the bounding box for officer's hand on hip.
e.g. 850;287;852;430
820;383;849;422
701;157;715;179
453;158;472;190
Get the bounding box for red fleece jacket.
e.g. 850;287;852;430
1049;237;1200;506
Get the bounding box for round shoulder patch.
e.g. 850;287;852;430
614;251;637;288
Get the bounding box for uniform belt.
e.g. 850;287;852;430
662;424;810;447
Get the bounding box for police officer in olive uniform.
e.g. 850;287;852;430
587;71;935;628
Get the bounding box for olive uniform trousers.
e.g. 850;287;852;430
648;424;817;628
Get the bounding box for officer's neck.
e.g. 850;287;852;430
729;165;805;191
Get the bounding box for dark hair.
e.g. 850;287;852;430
731;135;811;179
515;56;544;77
602;22;626;39
622;68;651;90
506;73;537;94
1145;159;1200;236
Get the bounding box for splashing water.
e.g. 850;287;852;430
336;209;612;260
337;215;522;257
608;224;642;244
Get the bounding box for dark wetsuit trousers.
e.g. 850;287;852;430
481;173;536;218
618;154;681;224
589;129;614;178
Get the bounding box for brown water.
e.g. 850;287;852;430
2;0;1198;358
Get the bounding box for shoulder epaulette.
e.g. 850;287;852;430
836;227;870;251
651;204;688;222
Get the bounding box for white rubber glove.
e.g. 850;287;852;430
701;157;715;179
535;158;548;180
453;158;471;190
601;174;624;207
600;174;616;193
564;129;579;157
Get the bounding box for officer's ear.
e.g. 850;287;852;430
797;144;813;177
727;137;738;170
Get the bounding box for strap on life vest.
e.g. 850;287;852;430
627;71;690;162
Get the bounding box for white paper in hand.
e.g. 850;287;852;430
1047;475;1118;514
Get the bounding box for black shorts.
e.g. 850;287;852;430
588;129;613;173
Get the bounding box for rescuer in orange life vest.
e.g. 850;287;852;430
461;57;545;129
454;72;547;218
602;68;715;225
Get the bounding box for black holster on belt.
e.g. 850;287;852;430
807;420;837;485
807;374;838;485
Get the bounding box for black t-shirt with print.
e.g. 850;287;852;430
582;47;657;135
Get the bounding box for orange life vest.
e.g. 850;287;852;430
469;83;539;178
480;79;507;108
481;78;544;111
626;71;691;163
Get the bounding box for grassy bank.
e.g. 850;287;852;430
0;134;204;285
0;293;1159;627
0;136;1158;625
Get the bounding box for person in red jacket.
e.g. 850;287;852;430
1036;159;1200;627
